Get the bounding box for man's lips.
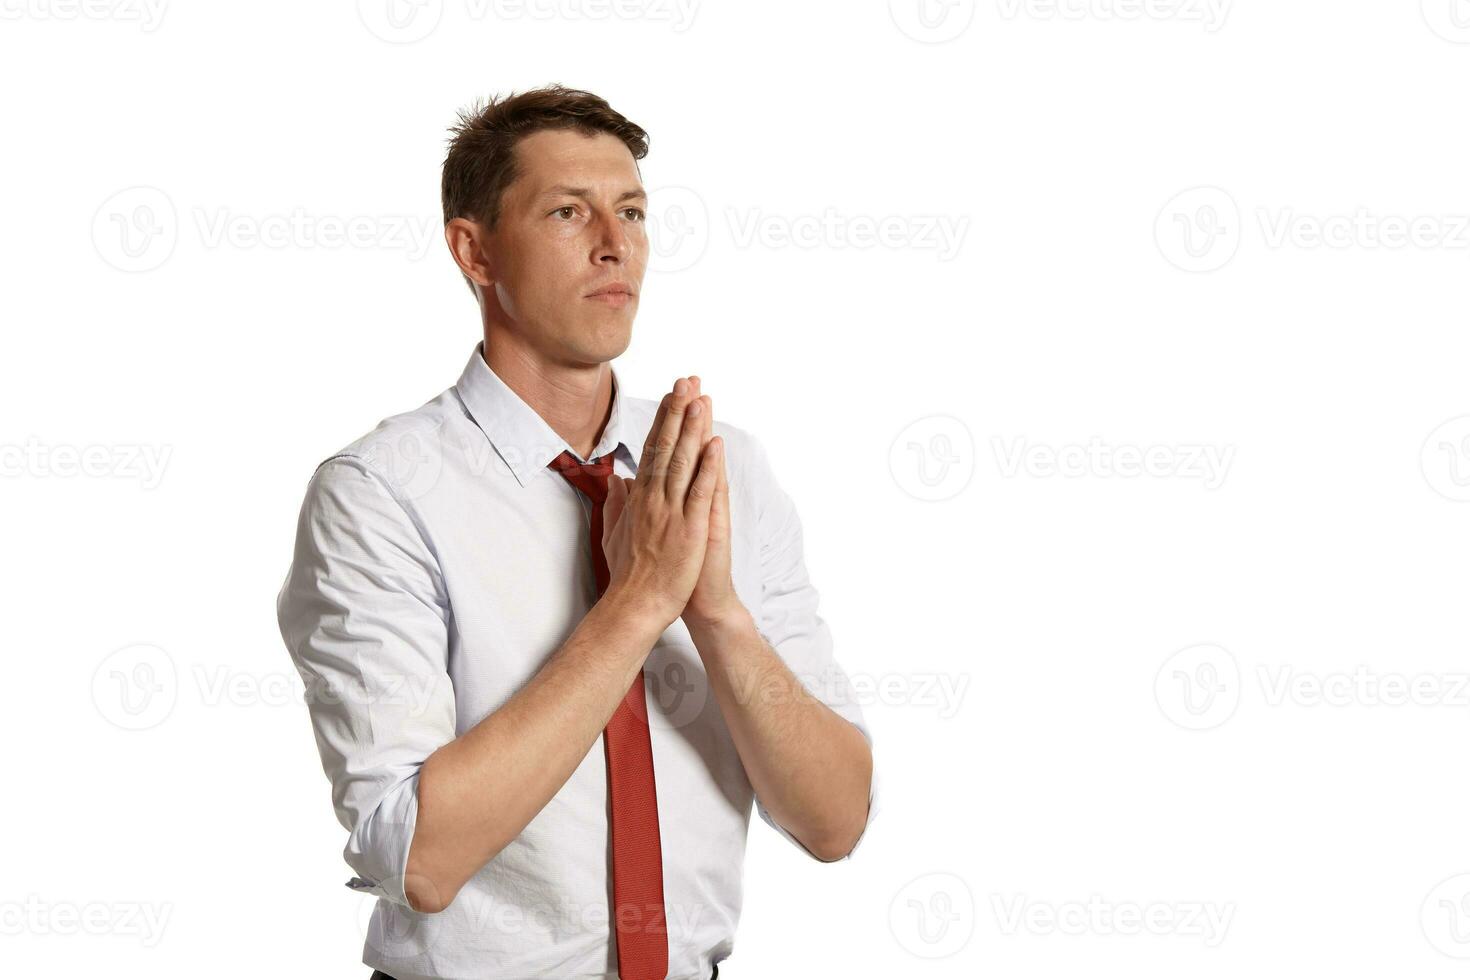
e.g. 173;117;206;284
585;284;635;306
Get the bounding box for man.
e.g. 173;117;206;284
276;84;878;980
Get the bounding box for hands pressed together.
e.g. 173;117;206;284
600;376;744;633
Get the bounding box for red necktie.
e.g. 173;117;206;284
548;450;669;980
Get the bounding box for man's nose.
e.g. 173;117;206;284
592;211;632;262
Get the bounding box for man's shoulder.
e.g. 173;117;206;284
305;386;465;500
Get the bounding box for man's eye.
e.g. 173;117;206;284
553;206;578;220
623;208;646;222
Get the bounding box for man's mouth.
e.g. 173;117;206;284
585;283;635;306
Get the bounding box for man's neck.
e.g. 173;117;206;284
480;336;612;461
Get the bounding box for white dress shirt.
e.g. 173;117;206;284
276;343;879;980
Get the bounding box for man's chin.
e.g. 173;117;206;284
566;323;633;366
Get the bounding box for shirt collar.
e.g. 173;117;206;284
453;341;635;489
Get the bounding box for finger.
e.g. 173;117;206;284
697;395;714;496
635;391;672;489
602;469;627;548
685;435;721;521
666;390;706;504
710;434;729;542
684;379;709;448
691;390;709;437
644;378;695;490
698;394;714;490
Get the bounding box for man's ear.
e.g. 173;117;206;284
445;217;495;288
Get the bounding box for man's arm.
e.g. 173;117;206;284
689;609;874;862
279;381;717;915
685;432;877;862
405;589;667;912
409;384;718;912
277;453;457;914
280;455;669;915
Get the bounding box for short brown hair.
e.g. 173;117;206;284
441;84;650;295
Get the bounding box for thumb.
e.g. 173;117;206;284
602;473;629;549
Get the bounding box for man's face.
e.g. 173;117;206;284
474;129;648;368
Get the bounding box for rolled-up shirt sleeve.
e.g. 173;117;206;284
745;434;880;861
276;453;456;909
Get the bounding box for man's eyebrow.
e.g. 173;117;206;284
538;185;647;203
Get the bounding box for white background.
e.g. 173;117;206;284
4;1;1470;977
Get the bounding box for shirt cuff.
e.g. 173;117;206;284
343;771;423;910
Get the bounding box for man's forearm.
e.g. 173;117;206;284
686;607;873;862
404;588;668;913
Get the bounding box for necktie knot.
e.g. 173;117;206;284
548;449;615;504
